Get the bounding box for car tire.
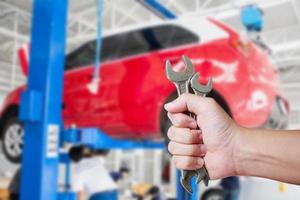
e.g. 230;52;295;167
1;118;23;163
201;188;224;200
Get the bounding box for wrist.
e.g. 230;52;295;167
234;126;266;177
232;125;250;176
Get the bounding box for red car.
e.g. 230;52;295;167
0;17;289;163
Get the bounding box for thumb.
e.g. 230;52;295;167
164;93;210;115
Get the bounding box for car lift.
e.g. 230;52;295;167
19;0;198;200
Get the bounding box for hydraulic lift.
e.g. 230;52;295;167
19;0;198;199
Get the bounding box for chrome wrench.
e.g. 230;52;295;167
186;72;213;188
165;56;212;193
165;55;195;96
180;73;213;193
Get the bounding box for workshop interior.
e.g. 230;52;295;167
0;0;299;200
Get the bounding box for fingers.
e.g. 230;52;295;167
168;141;206;156
167;127;206;156
164;93;216;116
165;94;213;171
167;112;197;129
167;126;202;144
172;155;204;170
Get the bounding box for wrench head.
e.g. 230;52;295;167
181;169;210;194
203;176;209;186
166;55;195;82
180;169;200;194
180;175;193;194
190;73;213;95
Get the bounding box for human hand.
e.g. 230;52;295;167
164;93;241;179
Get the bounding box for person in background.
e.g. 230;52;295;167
110;166;130;182
69;146;117;200
144;186;166;200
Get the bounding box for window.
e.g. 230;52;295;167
144;24;199;49
65;24;199;70
65;42;95;70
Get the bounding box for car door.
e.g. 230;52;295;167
63;42;95;126
85;29;153;137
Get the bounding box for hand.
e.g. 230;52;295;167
164;93;241;179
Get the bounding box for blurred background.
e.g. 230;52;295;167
0;0;300;200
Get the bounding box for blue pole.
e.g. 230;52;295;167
19;0;68;199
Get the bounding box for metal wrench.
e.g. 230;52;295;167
165;56;212;193
190;73;213;96
165;55;195;96
180;73;213;193
187;72;213;187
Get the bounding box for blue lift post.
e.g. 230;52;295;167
19;0;68;200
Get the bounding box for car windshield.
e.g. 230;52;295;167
65;24;199;70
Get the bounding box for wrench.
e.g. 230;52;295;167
165;55;195;96
187;72;213;188
165;56;212;193
180;73;212;193
190;73;213;96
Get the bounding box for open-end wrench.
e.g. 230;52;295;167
190;73;213;97
165;56;197;193
165;56;212;194
180;73;213;193
185;73;213;187
165;55;195;96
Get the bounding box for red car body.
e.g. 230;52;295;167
0;18;289;142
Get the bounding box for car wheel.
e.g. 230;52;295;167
1;118;23;163
202;188;224;200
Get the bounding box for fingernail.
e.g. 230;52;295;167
164;102;171;110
